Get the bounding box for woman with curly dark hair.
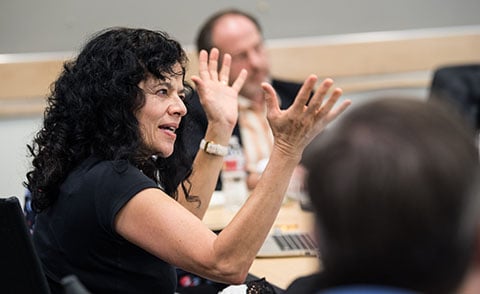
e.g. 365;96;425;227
26;27;350;293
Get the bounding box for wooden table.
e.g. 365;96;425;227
203;195;321;289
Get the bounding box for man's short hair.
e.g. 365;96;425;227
195;8;263;53
305;97;479;293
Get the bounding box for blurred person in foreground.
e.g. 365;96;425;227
286;97;480;294
25;27;350;293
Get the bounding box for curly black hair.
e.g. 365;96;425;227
25;27;195;212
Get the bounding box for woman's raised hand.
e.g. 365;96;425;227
190;48;247;130
262;75;351;159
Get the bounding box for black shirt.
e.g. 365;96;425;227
34;157;176;293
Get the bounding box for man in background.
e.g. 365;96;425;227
187;8;305;190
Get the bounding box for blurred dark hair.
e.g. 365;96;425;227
25;27;196;212
305;97;479;293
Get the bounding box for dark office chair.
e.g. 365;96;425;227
0;196;51;294
0;196;91;294
428;64;480;130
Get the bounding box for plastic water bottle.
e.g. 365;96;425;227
222;136;248;212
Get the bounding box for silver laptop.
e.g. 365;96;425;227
257;231;319;258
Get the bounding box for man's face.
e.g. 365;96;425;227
212;14;270;101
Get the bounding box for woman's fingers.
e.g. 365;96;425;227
305;78;334;114
320;94;351;123
195;48;246;93
219;53;231;85
262;82;280;117
291;75;318;112
231;69;248;93
207;48;220;81
197;50;208;75
196;48;222;82
313;86;342;118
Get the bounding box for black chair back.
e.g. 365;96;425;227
0;196;51;294
429;64;480;130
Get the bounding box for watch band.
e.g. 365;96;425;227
200;139;229;156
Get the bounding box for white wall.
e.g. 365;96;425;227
1;0;479;54
0;116;42;205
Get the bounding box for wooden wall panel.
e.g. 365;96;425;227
1;29;479;117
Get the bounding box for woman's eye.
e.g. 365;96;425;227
156;89;168;96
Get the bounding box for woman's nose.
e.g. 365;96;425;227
170;96;187;117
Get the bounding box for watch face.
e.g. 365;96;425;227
207;144;215;153
201;139;228;156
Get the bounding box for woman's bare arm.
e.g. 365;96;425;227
115;73;351;284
